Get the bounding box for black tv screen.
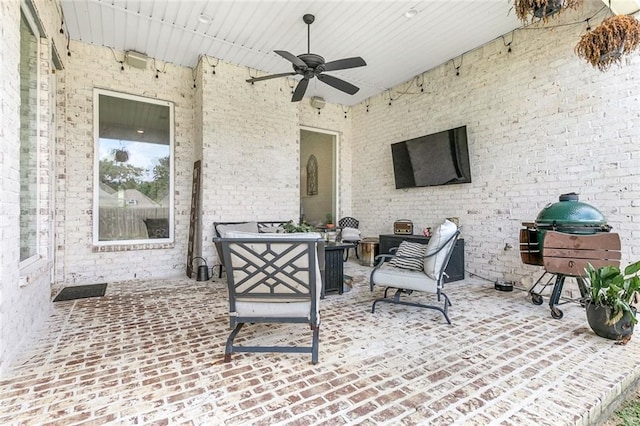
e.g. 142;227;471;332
391;126;471;189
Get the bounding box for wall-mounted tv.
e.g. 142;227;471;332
391;125;471;189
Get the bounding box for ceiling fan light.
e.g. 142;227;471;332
404;9;418;19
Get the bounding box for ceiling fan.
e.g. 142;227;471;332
246;14;367;102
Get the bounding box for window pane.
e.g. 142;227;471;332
96;93;172;242
20;11;39;261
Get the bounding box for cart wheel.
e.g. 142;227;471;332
550;307;563;319
531;294;543;305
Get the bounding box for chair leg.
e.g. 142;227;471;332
311;324;320;364
224;323;244;362
371;289;452;324
343;248;349;262
548;275;566;319
354;243;359;259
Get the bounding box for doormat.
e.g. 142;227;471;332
53;283;107;302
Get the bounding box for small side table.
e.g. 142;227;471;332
323;242;352;297
359;237;380;267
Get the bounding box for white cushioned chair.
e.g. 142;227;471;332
216;231;324;364
369;220;459;324
213;221;287;277
338;217;362;261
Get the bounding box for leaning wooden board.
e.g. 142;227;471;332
186;160;202;278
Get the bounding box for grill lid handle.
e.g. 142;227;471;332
559;192;579;202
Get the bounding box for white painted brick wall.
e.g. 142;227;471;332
198;59;354;266
56;41;195;283
199;60;300;264
351;1;640;286
1;0;60;372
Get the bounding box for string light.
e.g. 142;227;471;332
191;65;198;88
153;58;167;79
203;56;218;74
451;56;463;76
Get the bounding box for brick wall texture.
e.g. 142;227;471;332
1;0;639;370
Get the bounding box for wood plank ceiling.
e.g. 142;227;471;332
60;0;536;106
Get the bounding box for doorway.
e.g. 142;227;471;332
300;129;337;226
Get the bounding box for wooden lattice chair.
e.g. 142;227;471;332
216;232;324;364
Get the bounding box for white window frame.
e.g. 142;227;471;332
19;1;41;269
92;89;175;246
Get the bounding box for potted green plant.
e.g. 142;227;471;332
282;220;317;233
325;213;334;229
585;260;640;341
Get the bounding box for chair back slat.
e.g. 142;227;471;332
221;238;319;297
338;217;359;229
225;240;315;299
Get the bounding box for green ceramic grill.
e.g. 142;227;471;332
519;193;611;267
535;192;611;236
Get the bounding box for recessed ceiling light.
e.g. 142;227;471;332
404;9;418;19
198;14;211;24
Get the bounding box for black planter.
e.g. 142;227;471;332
586;303;636;340
533;0;565;18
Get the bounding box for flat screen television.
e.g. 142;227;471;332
391;125;471;189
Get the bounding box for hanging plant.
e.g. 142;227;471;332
575;15;640;71
112;147;130;162
514;0;583;24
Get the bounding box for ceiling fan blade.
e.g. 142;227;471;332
317;73;360;95
274;50;307;69
291;78;309;102
323;57;367;72
246;72;297;83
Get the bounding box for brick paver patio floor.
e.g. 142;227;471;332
1;261;639;425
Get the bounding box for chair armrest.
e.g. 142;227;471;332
316;241;325;286
370;254;396;291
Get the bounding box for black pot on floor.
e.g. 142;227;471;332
586;303;636;340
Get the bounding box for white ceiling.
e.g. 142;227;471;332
60;1;538;106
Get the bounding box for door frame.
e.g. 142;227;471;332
300;125;340;225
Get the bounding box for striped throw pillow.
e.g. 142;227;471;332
389;241;427;271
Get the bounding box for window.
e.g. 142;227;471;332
93;90;174;245
19;8;40;263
